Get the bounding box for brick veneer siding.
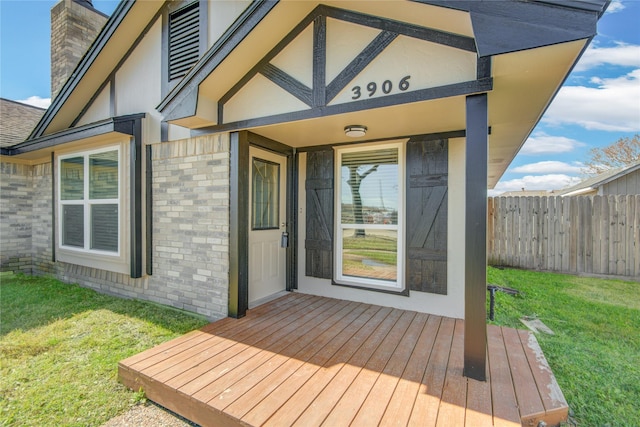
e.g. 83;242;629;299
32;163;55;275
1;134;231;320
146;134;231;318
51;0;107;100
0;161;35;274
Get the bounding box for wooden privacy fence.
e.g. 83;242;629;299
488;195;640;279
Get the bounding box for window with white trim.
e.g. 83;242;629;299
59;147;120;255
335;142;405;291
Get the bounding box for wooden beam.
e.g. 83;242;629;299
229;131;249;318
464;93;488;381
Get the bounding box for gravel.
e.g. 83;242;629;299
101;402;200;427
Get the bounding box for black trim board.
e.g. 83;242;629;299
51;151;56;263
414;0;600;57
228;131;250;318
111;116;145;279
260;63;313;106
325;30;398;103
3;114;146;156
464;93;488;381
195;78;492;136
312;15;326;108
218;4;476;124
145;145;153;276
164;2;477;123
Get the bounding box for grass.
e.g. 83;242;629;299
0;273;208;427
487;267;640;426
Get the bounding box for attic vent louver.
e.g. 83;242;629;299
169;2;200;80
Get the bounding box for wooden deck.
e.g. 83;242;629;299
118;293;568;427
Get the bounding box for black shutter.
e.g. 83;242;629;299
406;138;448;294
305;149;334;279
169;2;200;80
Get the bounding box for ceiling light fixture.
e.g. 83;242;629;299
344;125;367;138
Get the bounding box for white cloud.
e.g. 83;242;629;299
605;0;625;14
519;132;585;155
16;96;50;109
542;69;640;132
490;174;582;196
573;43;640;72
510;161;583;174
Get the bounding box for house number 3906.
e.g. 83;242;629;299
351;75;411;100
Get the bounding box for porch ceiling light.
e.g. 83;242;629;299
344;125;367;138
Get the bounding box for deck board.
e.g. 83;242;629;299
118;293;569;427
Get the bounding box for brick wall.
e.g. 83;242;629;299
0;161;34;274
51;0;108;100
1;133;231;320
32;163;55;275
149;134;231;318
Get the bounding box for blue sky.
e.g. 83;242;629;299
1;0;638;194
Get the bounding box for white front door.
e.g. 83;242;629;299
248;147;287;306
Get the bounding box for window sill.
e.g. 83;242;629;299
57;248;129;275
332;279;409;296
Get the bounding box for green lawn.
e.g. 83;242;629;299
487;267;640;426
0;273;208;427
1;270;638;426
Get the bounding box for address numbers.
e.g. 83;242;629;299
351;75;411;100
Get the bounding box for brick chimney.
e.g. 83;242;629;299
50;0;108;100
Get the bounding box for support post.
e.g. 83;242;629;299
229;131;249;318
464;93;488;381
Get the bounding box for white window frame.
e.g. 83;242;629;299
58;145;122;258
334;141;406;292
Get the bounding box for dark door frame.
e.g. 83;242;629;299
229;131;297;318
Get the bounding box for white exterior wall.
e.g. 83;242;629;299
207;0;252;49
76;82;111;126
115;18;163;144
296;138;466;319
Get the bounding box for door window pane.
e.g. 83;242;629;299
91;204;118;251
90;150;118;199
252;158;279;229
61;157;84;200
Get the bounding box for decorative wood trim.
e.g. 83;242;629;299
260;63;313;106
312;14;326;108
218;6;319;108
323;5;476;52
477;56;492;79
464;92;488;381
325;31;398;103
197;78;492;136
